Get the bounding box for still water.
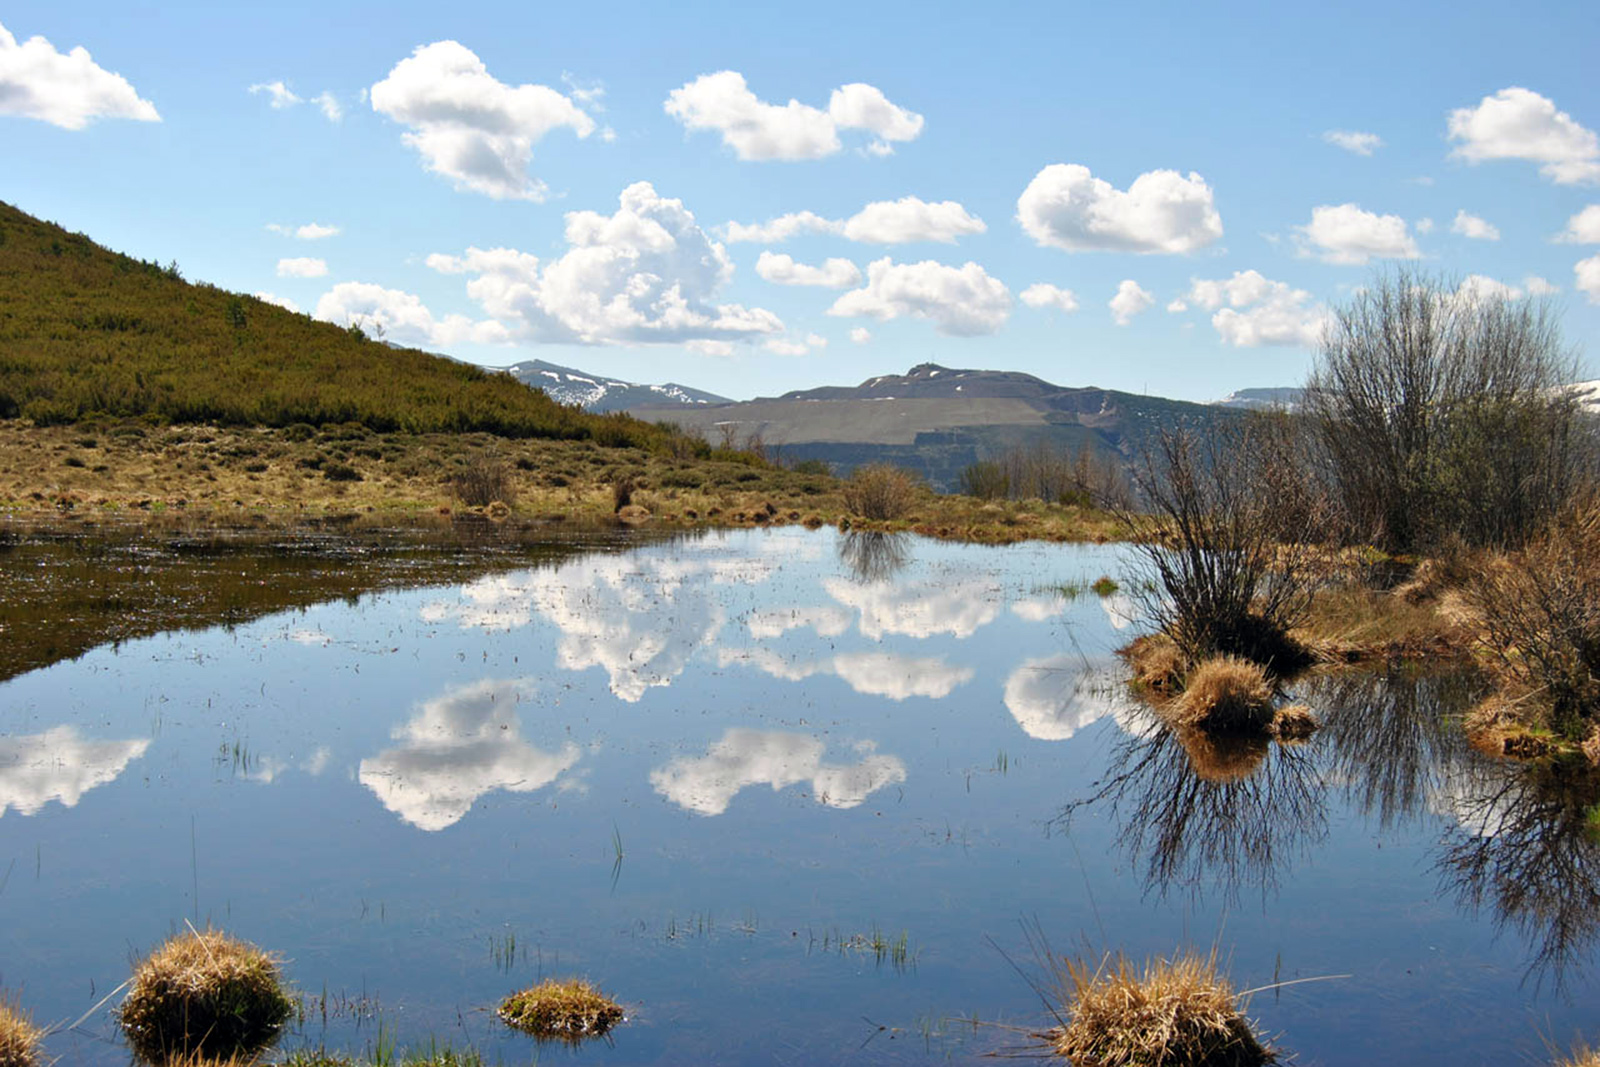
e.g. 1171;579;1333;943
1;526;1595;1064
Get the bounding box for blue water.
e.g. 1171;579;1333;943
0;527;1593;1064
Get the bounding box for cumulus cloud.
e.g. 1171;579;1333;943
253;291;301;313
276;256;328;278
1322;129;1382;156
1451;210;1500;240
268;222;340;240
1185;270;1328;347
1524;275;1559;295
1003;657;1126;741
1109;279;1153;326
1295;203;1420;264
664;71;922;161
841;197;985;244
0;19;160;129
427;182;783;346
850;327;871;343
1414;217;1435;234
724;211;843;244
1577;255;1600;304
651;729;905;815
314;281;510;349
359;678;580;831
827;257;1011;336
249;80;301;108
0;727;150;817
1447;86;1600;185
756;251;861;288
764;332;828;356
1017;164;1222;254
1019;283;1079;313
1556;205;1600;243
1456;274;1527;303
370;40;595;200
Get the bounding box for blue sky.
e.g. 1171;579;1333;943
4;0;1599;402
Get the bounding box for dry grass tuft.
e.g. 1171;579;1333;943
498;979;623;1043
1554;1044;1600;1067
1271;704;1319;742
1173;657;1275;734
118;928;295;1063
1125;633;1185;693
1049;948;1274;1067
0;995;42;1067
1175;728;1271;784
840;464;920;521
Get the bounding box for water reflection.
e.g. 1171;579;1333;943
1057;711;1326;899
359;678;580;831
719;647;973;701
836;531;910;584
824;575;1001;639
650;728;906;815
0;726;150;816
1002;656;1126;741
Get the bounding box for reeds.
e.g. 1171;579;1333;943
497;979;623;1044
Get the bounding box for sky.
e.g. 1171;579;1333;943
3;0;1599;403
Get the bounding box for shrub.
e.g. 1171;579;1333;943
790;458;831;476
498;979;623;1044
611;477;636;513
449;454;513;507
118;929;295;1062
0;995;41;1067
841;464;920;520
958;459;1010;500
322;463;362;482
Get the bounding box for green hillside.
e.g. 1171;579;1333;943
0;201;680;450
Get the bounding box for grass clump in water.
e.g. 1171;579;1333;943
118;928;296;1063
0;995;41;1067
497;979;623;1044
1049;949;1275;1067
1172;656;1275;734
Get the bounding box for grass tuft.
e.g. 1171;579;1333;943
118;928;296;1063
0;995;41;1067
840;464;920;521
1172;656;1275;734
1049;948;1275;1067
1270;704;1319;742
497;979;623;1044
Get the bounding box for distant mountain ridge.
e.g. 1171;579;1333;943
1211;382;1600;416
497;359;730;413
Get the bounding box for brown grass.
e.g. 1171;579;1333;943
839;463;920;521
1175;729;1271;784
118;928;295;1063
1172;657;1275;734
497;979;623;1044
0;995;41;1067
1554;1045;1600;1067
1124;633;1185;693
1048;948;1274;1067
1271;705;1319;742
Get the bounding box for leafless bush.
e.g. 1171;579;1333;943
450;453;514;507
841;463;920;520
961;439;1132;508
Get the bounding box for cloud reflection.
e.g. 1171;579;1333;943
717;647;972;700
359;678;579;831
0;727;150;817
824;576;1001;639
651;729;906;815
1003;655;1128;741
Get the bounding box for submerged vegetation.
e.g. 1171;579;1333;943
497;979;624;1044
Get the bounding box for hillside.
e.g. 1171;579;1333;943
0;201;681;450
497;358;730;412
632;362;1234;491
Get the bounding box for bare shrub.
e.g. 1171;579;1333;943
840;464;919;520
957;459;1009;500
449;453;513;507
611;477;636;513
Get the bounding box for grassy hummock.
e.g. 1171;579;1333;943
1049;949;1275;1067
1172;657;1275;734
498;979;623;1043
0;995;41;1067
118;928;296;1063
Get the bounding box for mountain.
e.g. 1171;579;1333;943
498;359;731;413
1213;386;1303;412
629;362;1233;491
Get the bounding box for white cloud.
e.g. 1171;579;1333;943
1109;279;1153;326
756;251;861;288
427;182;783;346
253;291;301;313
650;729;905;815
370;40;595;200
1017;163;1223;254
1322;129;1383;156
249;80;302;108
312;91;343;122
1524;275;1559;295
1185;269;1328;347
1296;203;1420;264
1165;298;1188;313
724;211;843;244
1003;657;1126;742
1415;217;1435;234
827;257;1011;336
1447;86;1600;185
664;71;921;161
685;339;734;357
1456;274;1526;303
764;332;828;356
314;280;510;349
0;727;150;816
1577;255;1600;304
1556;205;1600;243
1019;283;1079;313
841;197;985;244
276;256;328;278
0;19;160;129
359;678;580;831
268;222;341;240
1451;210;1500;240
849;327;871;343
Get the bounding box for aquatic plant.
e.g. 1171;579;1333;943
118;928;296;1063
0;995;41;1067
497;978;623;1043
